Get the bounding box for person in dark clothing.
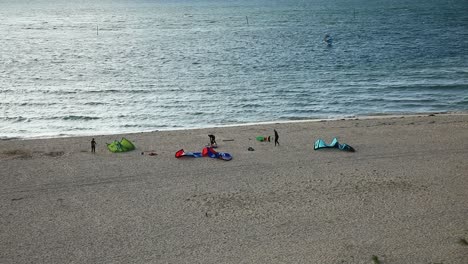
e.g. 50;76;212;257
208;134;217;147
274;129;279;146
91;138;96;153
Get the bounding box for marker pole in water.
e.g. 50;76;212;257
246;16;249;26
97;25;99;35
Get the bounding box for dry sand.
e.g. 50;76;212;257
1;113;467;263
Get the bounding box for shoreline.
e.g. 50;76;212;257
1;113;467;263
3;111;467;141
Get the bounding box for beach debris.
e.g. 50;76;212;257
1;149;33;159
222;139;235;142
371;255;381;264
458;238;468;246
248;147;255;151
44;151;65;157
141;151;157;156
106;137;135;153
314;138;355;152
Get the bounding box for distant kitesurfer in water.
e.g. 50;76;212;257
324;34;333;47
274;129;279;146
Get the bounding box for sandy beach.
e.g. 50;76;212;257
1;113;467;263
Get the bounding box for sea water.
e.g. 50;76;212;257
1;0;467;139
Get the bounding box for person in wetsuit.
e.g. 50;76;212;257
91;138;97;153
274;129;279;146
208;134;217;147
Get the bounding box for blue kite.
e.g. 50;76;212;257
175;147;232;161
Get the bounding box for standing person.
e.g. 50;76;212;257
208;134;217;147
91;138;96;153
274;129;279;146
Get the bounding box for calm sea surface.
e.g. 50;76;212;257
1;0;467;138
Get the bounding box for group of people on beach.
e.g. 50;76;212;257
90;130;279;152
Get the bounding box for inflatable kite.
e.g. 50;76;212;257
107;137;136;153
314;138;355;152
175;147;232;161
175;149;203;158
256;136;271;142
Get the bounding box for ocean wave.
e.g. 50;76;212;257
84;89;154;94
2;116;30;122
121;123;159;128
380;98;438;103
387;84;468;91
454;99;468;106
61;115;100;121
83;102;107;105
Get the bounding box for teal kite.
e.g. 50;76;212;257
314;138;355;152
